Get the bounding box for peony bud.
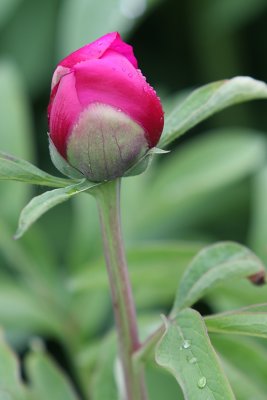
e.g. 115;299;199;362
48;32;164;182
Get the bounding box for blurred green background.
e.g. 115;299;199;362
1;0;267;399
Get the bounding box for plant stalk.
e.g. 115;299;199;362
93;179;148;400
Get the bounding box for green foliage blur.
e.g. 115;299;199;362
1;0;267;399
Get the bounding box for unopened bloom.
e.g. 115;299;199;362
48;32;164;182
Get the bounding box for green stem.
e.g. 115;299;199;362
93;179;148;400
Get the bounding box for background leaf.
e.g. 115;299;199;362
0;333;27;399
26;347;79;400
173;242;265;312
159;77;267;148
15;180;98;239
155;308;235;399
205;304;267;338
0;151;73;188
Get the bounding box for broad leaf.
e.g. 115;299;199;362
0;333;27;399
26;349;79;400
159;77;267;148
0;282;63;336
212;335;267;396
0;62;34;224
155;308;235;399
57;0;163;58
0;151;73;188
205;304;267;338
249;166;267;264
90;334;118;400
173;242;265;312
128;129;266;239
15;180;98;239
69;242;202;308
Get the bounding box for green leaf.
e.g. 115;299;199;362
15;180;98;239
0;151;74;188
128;129;266;239
217;354;267;400
69;242;202;308
0;333;26;399
155;308;235;399
159;77;267;148
205;304;267;338
0;282;63;336
249;166;267;264
173;242;265;312
211;335;267;396
1;0;60;94
90;334;118;400
0;62;34;224
57;0;162;58
26;348;79;400
0;0;23;29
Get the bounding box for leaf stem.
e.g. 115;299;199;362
93;179;148;400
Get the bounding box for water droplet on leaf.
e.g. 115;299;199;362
198;376;207;389
189;357;197;364
182;340;191;349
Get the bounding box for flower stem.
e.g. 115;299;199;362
92;179;148;400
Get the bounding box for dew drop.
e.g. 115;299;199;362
197;376;207;389
182;340;191;349
128;73;133;78
188;357;197;364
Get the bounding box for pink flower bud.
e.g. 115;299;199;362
48;32;164;182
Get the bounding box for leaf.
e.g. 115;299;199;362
211;335;267;396
0;151;74;188
205;303;267;338
26;348;79;400
56;0;162;58
15;180;99;239
173;242;265;312
159;77;267;148
0;282;63;336
1;0;60;94
155;308;235;400
0;0;23;29
249;166;267;264
217;354;267;400
0;333;27;399
90;334;118;400
69;242;203;308
0;62;34;224
128;129;266;239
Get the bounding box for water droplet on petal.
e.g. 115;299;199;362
197;376;207;389
128;73;133;78
182;340;191;349
188;357;197;364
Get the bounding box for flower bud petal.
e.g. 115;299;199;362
48;32;164;182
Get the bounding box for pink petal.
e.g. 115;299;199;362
59;32;137;69
49;72;82;157
73;53;163;147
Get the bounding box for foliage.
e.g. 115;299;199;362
1;0;267;399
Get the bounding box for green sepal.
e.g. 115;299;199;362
48;136;84;179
